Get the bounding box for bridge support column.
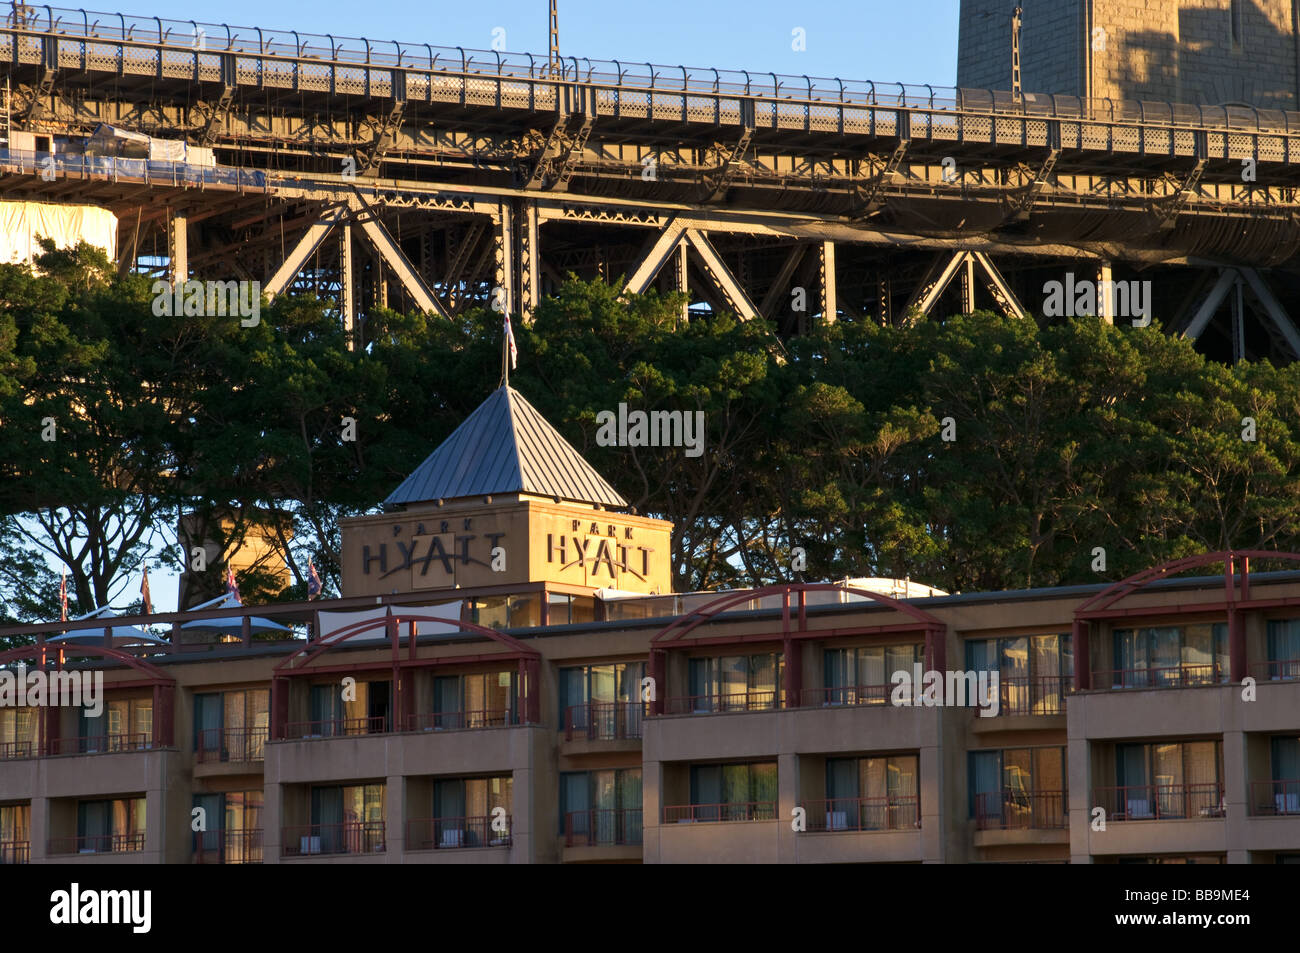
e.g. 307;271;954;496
519;199;541;325
1097;260;1114;324
494;201;515;316
674;241;689;322
818;241;837;324
168;210;188;286
960;251;976;314
340;224;355;348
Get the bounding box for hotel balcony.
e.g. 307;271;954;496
192;828;264;864
1250;779;1300;817
404;816;513;853
195;726;268;773
561;808;643;863
791;795;925;863
561;702;645;757
282;822;387;859
0;840;29;864
48;832;147;856
973;789;1069;852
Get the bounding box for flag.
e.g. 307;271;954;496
504;311;518;370
225;566;241;604
307;558;322;600
59;570;68;622
140;566;153;615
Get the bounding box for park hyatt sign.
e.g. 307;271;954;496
339;499;672;597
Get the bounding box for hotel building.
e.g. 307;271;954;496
0;385;1298;864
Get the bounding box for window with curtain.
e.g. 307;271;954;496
1266;619;1300;679
687;653;783;712
1114;741;1222;819
310;783;384;853
1111;626;1228;688
76;797;144;853
195;689;268;760
432;776;512;847
687;761;777;821
967;747;1065;828
823;644;921;706
559;768;642;844
0;707;36;757
432;672;514;728
966;635;1073;714
557;661;644;733
0;804;28;861
824;754;919;830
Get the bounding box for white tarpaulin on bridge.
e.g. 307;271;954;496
0;201;118;266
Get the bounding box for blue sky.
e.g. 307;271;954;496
160;0;962;88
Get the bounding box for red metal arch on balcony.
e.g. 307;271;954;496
0;642;176;751
647;583;946;715
1072;550;1300;690
270;610;541;735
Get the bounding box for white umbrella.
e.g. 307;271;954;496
180;593;291;638
48;605;169;647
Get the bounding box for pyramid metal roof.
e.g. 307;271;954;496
384;386;628;508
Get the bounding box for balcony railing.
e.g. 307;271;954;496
48;832;146;855
405;815;513;850
1250;658;1300;681
564;702;645;741
1093;783;1225;820
282;822;386;856
405;709;517;732
661;691;780;715
44;733;153;756
0;840;29;864
974;790;1067;830
1095;665;1227;690
193;828;264;864
801;684;895;707
663;801;777;823
282;716;389;740
0;741;35;760
803;795;921;831
564;808;644;846
1250;779;1300;816
986;676;1070;716
195;726;268;763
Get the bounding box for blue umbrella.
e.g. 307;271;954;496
180;593;291;638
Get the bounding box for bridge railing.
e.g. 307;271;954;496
5;4;1300;137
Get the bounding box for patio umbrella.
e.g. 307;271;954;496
179;593;291;638
47;605;169;647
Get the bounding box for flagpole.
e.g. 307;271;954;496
502;320;509;388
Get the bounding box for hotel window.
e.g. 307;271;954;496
687;653;782;712
823;754;919;830
1110;624;1228;688
431;776;513;848
968;747;1065;828
823;644;922;706
558;661;644;735
307;783;385;854
1113;741;1223;819
78;698;152;752
546;593;596;625
431;671;517;729
76;797;145;853
0;804;29;863
683;761;777;821
1268;737;1300;815
1266;619;1300;679
192;791;263;863
0;707;36;758
560;768;642;845
306;679;390;735
193;689;269;760
470;593;540;630
966;634;1073;714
